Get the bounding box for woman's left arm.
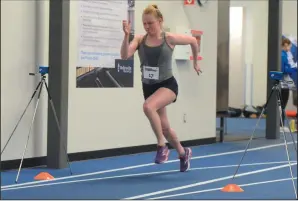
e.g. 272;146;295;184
167;33;201;74
167;33;198;59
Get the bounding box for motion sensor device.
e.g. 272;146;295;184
269;71;283;81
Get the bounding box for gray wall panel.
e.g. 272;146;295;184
216;0;230;112
47;0;70;168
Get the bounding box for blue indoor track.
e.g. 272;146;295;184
1;133;297;200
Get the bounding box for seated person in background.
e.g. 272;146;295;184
280;38;297;131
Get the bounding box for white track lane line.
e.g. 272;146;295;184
148;177;298;199
123;162;297;199
2;161;295;191
2;141;296;189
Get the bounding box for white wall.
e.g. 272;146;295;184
1;1;48;160
67;1;218;153
230;0;297;108
282;1;297;37
229;7;244;108
230;0;268;107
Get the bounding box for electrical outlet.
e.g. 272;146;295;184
183;113;187;123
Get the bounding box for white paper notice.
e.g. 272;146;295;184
173;26;191;60
77;0;127;68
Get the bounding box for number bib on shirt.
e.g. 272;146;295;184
143;66;159;80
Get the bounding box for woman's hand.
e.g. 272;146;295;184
122;20;130;36
194;62;202;75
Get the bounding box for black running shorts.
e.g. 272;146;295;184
142;76;178;102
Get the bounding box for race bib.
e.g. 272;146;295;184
143;66;159;80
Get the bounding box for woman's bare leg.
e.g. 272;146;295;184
157;107;185;156
143;88;175;163
143;88;176;146
158;106;192;172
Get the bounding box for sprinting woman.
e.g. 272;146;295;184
120;4;201;172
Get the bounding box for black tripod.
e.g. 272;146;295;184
230;79;297;198
1;73;73;183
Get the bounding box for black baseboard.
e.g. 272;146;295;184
1;137;216;171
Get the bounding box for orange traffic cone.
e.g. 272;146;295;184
221;184;244;192
34;172;54;181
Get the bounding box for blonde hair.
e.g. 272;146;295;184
143;4;163;21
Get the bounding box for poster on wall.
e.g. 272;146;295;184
76;0;135;88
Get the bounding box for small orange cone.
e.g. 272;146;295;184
34;172;54;181
221;184;244;192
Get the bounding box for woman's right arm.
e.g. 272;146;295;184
120;34;141;59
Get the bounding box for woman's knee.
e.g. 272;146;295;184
143;101;156;116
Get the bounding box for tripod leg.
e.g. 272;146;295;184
231;86;275;180
15;82;44;183
1;81;42;155
284;115;298;152
43;81;73;175
277;90;297;152
277;90;297;198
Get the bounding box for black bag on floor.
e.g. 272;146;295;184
228;107;242;117
242;105;261;118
